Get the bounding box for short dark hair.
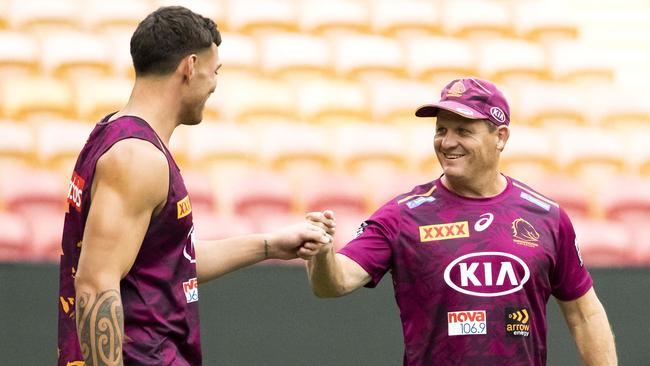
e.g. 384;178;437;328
130;6;222;76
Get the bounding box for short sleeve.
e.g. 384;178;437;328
338;202;400;288
550;208;593;301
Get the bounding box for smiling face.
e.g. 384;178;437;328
434;109;507;184
179;43;221;126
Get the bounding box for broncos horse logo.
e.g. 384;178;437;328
511;218;540;247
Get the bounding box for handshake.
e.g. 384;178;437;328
263;210;338;261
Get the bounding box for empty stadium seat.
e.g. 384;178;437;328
207;74;296;123
515;83;590;127
0;76;74;120
555;127;628;185
7;0;79;33
441;0;513;39
590;85;650;129
295;77;370;124
334;122;408;177
500;126;559;182
512;1;579;42
40;31;112;80
258;32;332;79
547;41;615;84
216;32;260;77
299;171;366;216
33;119;93;176
332;34;406;80
229;169;294;224
184;121;259;170
0;31;39;79
0;120;35;163
227;0;298;34
72;76;131;121
370;0;442;37
404;122;442;176
298;0;370;36
476;39;549;84
82;0;150;34
367;78;436;124
598;177;650;223
257;122;333;173
572;218;635;267
404;36;478;84
181;170;217;218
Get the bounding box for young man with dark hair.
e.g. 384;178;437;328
57;7;329;365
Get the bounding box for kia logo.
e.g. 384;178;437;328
444;252;530;297
490;107;506;123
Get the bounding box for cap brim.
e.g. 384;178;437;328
415;100;488;120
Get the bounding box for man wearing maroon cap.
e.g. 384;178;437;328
302;78;617;365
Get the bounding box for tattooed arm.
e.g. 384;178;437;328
74;139;168;365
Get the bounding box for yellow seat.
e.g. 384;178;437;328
370;0;442;37
1;76;75;121
72;76;132;121
298;0;370;36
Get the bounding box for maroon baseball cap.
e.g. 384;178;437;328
415;78;510;126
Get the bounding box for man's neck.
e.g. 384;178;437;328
110;77;180;145
441;173;507;198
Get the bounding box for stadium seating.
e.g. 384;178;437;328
227;0;298;35
258;32;331;79
0;0;649;267
0;76;74;120
512;1;579;42
572;218;635;267
332;34;406;80
441;0;513;39
298;0;370;36
0;31;39;80
404;36;478;84
370;0;442;37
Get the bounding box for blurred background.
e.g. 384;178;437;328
0;0;649;364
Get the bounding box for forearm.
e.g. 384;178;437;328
75;283;124;366
307;247;348;297
570;310;617;366
195;234;268;282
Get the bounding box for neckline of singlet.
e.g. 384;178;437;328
434;174;513;206
99;113;169;155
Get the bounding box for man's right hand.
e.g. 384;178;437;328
298;210;336;260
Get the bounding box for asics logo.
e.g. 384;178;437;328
474;213;494;232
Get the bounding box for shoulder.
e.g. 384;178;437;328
508;177;560;213
95;138;169;205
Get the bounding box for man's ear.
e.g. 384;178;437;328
178;54;198;81
496;126;510;151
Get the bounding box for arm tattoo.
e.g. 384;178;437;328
76;290;124;366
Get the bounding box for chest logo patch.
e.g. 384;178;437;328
448;310;487;336
474;213;494;232
512;218;540;248
505;307;531;337
444;251;530;297
177;195;192;219
419;221;469;242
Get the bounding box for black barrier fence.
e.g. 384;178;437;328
0;263;647;365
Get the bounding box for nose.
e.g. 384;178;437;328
439;131;459;150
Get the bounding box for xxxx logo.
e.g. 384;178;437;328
419;221;469;242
